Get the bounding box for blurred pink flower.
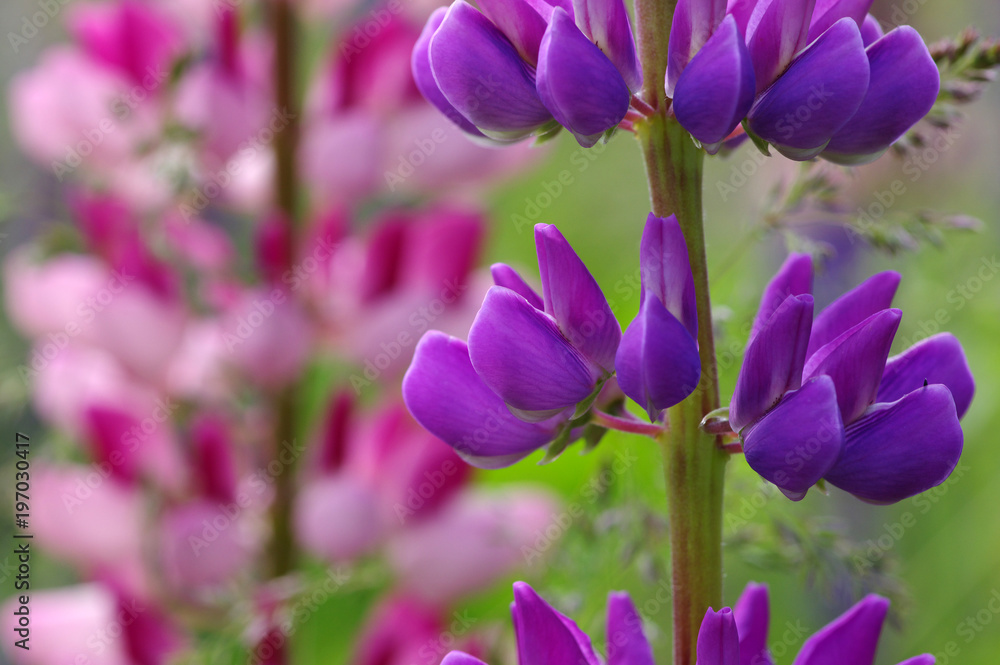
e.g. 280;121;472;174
351;594;477;665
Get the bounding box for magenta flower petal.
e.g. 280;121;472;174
877;333;975;419
751;253;813;342
822;26;940;165
803;309;902;425
665;0;727;96
442;653;490;665
429;1;552;140
806;271;900;357
615;293;701;420
607;592;655;665
791;595;888;665
730;293;813;432
572;0;643;91
477;0;550;63
403;332;561;468
491;263;544;310
535;224;621;373
512;582;602;665
696;607;740;665
469;287;599;413
746;0;817;92
742;376;845;500
640;213;697;337
806;0;874;43
673;15;756;150
537;8;631;147
412;8;486;137
825;385;964;504
735;584;774;665
748;18;870;160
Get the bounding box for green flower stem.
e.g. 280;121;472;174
632;54;729;665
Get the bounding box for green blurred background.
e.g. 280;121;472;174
1;0;998;663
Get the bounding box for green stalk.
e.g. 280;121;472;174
632;5;729;659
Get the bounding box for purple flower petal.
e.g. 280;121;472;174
727;0;757;35
746;0;817;92
822;26;940;165
791;595;888;665
665;0;727;96
735;584;774;665
859;14;883;46
895;657;935;665
413;8;486;137
803;309;901;425
640;213;697;337
807;0;874;43
572;0;643;91
535;224;621;372
673;15;756;150
470;286;599;413
429;1;553;140
512;582;602;665
607;592;655;665
537;8;631;147
741;376;845;499
751;253;812;342
491;263;544;310
806;271;900;357
730;294;814;431
748;18;870;160
696;607;740;665
878;333;974;419
825;385;964;504
403;331;561;468
442;653;490;665
616;293;701;420
477;0;549;64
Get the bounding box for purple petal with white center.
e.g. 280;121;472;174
491;263;544;310
746;0;817;92
822;26;940;165
748;18;870;159
791;595;888;665
735;584;774;665
730;294;814;431
512;582;602;665
878;333;974;419
741;375;845;499
429;1;553;140
825;385;964;504
803;309;901;425
537;8;631;147
442;653;490;665
696;608;740;665
673;16;756;150
607;592;655;665
806;271;900;357
412;8;485;137
616;293;701;420
750;252;812;343
665;0;727;96
572;0;643;91
807;0;874;43
640;214;697;337
469;287;599;413
535;224;621;372
477;0;549;64
403;331;561;468
859;14;883;46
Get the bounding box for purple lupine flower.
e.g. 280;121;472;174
615;214;701;420
698;582;935;665
668;0;940;162
441;582;654;665
412;0;642;146
403;224;619;467
731;253;974;503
